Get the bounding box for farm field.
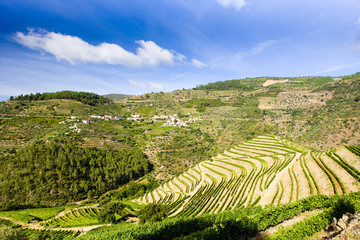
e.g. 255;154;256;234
0;75;359;239
135;135;360;217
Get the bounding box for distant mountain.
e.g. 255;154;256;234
103;93;134;100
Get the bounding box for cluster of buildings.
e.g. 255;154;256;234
126;115;141;121
151;114;202;127
59;113;202;134
69;123;82;133
58;116;90;134
90;115;122;120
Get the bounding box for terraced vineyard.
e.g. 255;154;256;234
41;206;101;228
134;136;360;217
20;228;80;239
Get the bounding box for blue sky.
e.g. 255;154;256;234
1;0;360;100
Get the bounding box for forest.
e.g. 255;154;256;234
10;90;110;105
0;141;152;210
194;78;264;91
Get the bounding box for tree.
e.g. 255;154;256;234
138;203;166;224
0;226;25;240
98;202;128;223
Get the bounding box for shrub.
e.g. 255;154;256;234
138;203;167;224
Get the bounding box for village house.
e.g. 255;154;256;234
127;115;141;121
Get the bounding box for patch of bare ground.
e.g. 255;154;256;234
290;157;311;200
250;209;323;240
258;154;298;206
336;147;360;170
173;177;187;193
263;79;289;87
52;224;111;236
320;153;360;193
199;161;224;182
259;91;333;110
228;148;262;158
305;153;333;195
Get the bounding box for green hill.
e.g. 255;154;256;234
103;93;134;100
0;73;360;239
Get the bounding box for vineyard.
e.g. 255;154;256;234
41;206;101;228
134;136;360;217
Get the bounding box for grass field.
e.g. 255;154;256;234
0;206;65;223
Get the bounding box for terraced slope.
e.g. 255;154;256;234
41;206;100;228
134;136;360;217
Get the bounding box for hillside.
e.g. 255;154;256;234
103;94;134;100
135;135;360;217
0;74;359;239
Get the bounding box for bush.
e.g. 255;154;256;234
0;226;25;240
98;202;128;223
138;203;167;224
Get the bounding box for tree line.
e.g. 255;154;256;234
10;90;110;106
194;79;261;91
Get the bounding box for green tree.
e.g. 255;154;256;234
0;226;25;240
138;203;166;224
98;202;128;223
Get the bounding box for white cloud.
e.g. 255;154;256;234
310;62;360;75
128;79;146;88
13;29;184;68
217;0;246;10
236;39;279;58
149;82;164;91
249;40;278;55
127;79;163;91
191;59;207;68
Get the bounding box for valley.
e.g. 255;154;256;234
0;74;359;239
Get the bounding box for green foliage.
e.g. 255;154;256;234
98;202;128;223
20;228;79;240
138;203;167;224
0;141;152;209
288;76;333;87
0;221;78;240
195;78;263;91
0;206;64;223
154;127;216;175
42;207;100;228
103;94;133;100
182;98;227;108
178;218;257;240
102;181;159;202
79;192;360;240
12;91;110;106
267;196;358;240
134;107;156;116
0;225;26;240
346;145;360;157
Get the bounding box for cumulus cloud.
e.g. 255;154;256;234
217;0;246;10
191;59;207;68
13;29;184;67
127;79;163;91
